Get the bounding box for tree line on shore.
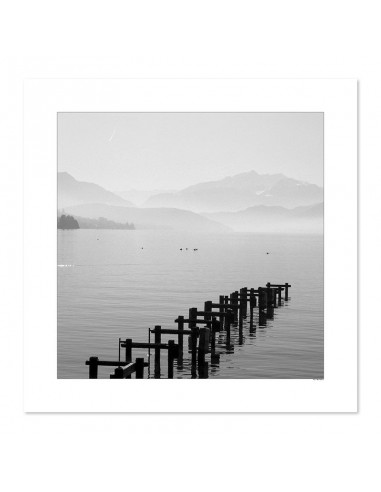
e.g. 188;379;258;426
57;214;135;230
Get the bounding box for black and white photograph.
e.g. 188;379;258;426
57;112;324;379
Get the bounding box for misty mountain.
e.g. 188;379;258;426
58;172;135;209
205;203;323;234
115;188;176;206
64;203;231;233
144;170;323;212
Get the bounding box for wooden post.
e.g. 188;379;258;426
125;339;132;363
258;287;265;311
210;316;216;354
252;288;257;308
234;291;239;320
226;309;232;346
89;356;99;379
278;286;282;305
189;307;198;364
124;338;133;379
266;285;272;308
177;315;184;365
285;282;289;300
266;283;272;310
198;362;209;379
135;358;144;379
219;295;224;314
271;288;277;308
198;327;210;365
168;340;175;378
266;286;274;318
241;287;248;317
191;328;198;371
249;288;255;316
259;310;267;326
154;325;161;378
189;307;197;328
224;296;229;329
112;366;124;379
204;301;212;322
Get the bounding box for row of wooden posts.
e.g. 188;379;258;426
86;282;291;379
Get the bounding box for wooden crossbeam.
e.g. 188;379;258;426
120;341;169;350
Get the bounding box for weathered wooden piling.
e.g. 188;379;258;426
188;307;198;368
259;310;267;326
154;325;161;378
168;340;175;378
240;287;248;317
177;315;184;364
124;339;132;362
250;288;257;308
235;291;240;320
249;288;255;318
135;357;145;379
198;362;209;378
265;286;274;318
210;317;216;353
86;280;292;379
224;296;229;328
258;287;266;311
124;338;132;378
219;295;224;314
89;356;99;379
226;308;232;345
204;301;212;322
197;327;209;366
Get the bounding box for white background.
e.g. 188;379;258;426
24;79;356;412
1;1;378;491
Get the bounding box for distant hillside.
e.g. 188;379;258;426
205;203;323;234
115;188;176;206
64;203;231;233
58;172;135;209
144;170;323;212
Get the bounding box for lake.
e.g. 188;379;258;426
58;229;324;379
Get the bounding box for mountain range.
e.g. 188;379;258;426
64;203;231;233
58;171;323;233
58;172;134;209
144;170;323;212
205;203;323;233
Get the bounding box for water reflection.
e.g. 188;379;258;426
58;230;323;379
142;308;279;378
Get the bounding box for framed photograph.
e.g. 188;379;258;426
23;79;357;412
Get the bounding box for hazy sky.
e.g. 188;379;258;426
58;112;323;191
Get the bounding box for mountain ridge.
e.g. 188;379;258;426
143;169;323;212
64;202;232;233
58;172;135;209
204;202;323;233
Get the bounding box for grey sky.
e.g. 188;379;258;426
58;112;323;191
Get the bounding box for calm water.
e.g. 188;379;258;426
58;230;324;379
